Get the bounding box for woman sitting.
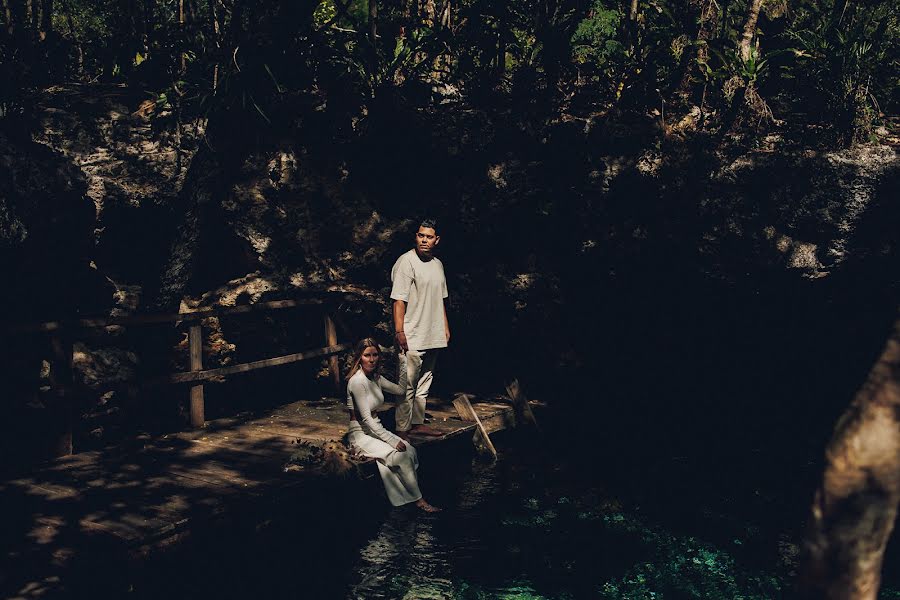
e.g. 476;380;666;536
345;338;440;512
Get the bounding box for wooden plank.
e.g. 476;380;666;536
164;343;351;384
245;421;344;441
416;404;513;442
10;297;328;332
163;460;276;489
188;324;204;428
171;426;306;457
0;393;528;584
452;393;498;459
480;407;517;435
506;378;540;431
49;334;74;456
153;435;298;462
324;314;341;393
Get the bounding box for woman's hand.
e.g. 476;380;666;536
395;440;407;452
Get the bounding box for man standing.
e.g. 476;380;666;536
391;219;450;440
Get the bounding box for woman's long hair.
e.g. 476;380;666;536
346;337;381;380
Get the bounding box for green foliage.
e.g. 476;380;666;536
496;495;786;599
783;1;898;142
1;0;896;142
571;3;624;73
385;26;451;83
597;512;783;599
734;46;769;84
313;0;339;28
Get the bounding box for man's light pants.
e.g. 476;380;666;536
396;349;439;432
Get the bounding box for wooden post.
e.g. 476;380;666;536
324;313;340;394
452;393;497;459
49;334;74;456
506;378;540;432
189;324;204;428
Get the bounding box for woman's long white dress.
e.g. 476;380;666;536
346;370;423;506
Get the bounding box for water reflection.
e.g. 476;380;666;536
120;435;812;600
347;454;554;600
351;510;451;599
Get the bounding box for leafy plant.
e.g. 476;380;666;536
783;1;898;143
571;3;624;72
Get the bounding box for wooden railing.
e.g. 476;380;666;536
12;297;352;456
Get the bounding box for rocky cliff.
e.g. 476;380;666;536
4;83;898;454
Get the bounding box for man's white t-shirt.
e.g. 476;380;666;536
390;249;448;351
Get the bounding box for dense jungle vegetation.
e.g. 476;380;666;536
1;0;897;142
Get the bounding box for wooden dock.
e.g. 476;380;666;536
0;395;524;600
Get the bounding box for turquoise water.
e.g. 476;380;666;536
343;448;786;600
121;430;897;600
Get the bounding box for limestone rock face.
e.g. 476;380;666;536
13;83;899;452
700;144;900;278
0;130;99;318
0;129;105;453
32;84;202;288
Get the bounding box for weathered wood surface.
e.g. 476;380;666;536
324;314;341;393
452;393;498;459
1;394;531;599
505;378;540;431
188;324;204;427
163;343;351;384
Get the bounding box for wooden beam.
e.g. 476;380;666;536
324;314;341;394
49;334;74;456
452;393;497;459
189;324;205;428
165;344;351;385
505;378;540;431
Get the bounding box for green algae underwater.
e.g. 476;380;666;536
111;423;899;600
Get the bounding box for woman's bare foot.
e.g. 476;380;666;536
415;498;441;513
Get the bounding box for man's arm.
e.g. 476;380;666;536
393;299;408;352
444;300;450;344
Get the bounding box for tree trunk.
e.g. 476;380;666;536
368;0;377;86
614;0;643;105
5;0;26;38
125;0;140;64
229;0;244;48
39;0;51;41
368;0;377;51
59;0;82;74
142;0;154;56
209;0;220;91
625;0;639;53
179;0;186;73
440;0;450;29
673;0;718;104
799;314;900;599
717;0;730;40
440;0;451;73
831;0;850;26
209;0;220;40
739;0;764;62
496;5;506;75
2;0;14;36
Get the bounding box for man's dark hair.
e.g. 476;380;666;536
419;218;439;234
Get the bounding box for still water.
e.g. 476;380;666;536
119;428;813;600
